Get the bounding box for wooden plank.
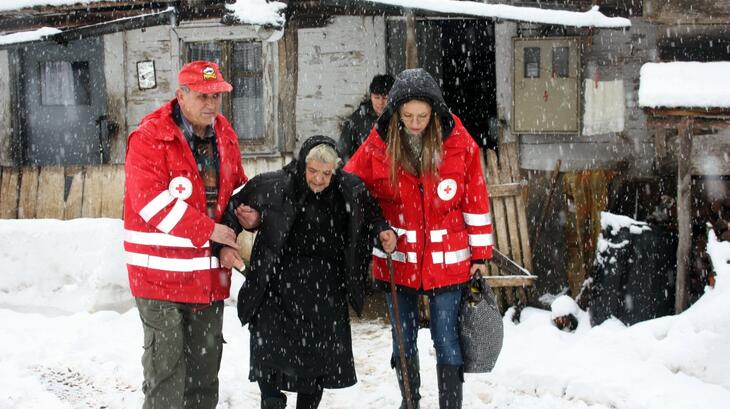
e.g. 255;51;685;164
486;150;510;258
506;144;533;271
17;166;39;219
676;118;692;313
488;183;522;198
35;166;65;219
499;148;523;266
63;166;85;220
100;164;125;219
0;167;19;219
483;275;537;288
82;166;104;218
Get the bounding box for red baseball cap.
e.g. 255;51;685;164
178;60;233;94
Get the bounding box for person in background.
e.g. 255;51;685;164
344;68;494;409
218;135;397;409
124;60;257;409
339;73;395;162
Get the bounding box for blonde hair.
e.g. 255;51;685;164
305;143;342;168
386;110;443;188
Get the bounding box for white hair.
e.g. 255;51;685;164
305;144;342;168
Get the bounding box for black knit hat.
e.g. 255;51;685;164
369;74;395;95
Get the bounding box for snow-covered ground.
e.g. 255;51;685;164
1;218;729;408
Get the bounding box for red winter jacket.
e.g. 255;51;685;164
344;115;493;291
123;100;247;303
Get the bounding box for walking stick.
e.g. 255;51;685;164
387;253;414;409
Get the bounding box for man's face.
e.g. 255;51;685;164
371;93;388;116
176;88;223;130
305;160;336;193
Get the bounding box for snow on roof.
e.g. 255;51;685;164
364;1;631;28
225;0;287;28
0;0;115;11
638;62;730;109
0;26;60;45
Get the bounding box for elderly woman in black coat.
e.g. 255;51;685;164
218;135;396;409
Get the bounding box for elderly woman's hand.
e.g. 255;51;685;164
379;229;397;253
220;246;245;271
235;204;260;230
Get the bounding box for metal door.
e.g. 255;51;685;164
19;37;107;165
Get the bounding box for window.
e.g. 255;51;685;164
552;47;570;78
40;61;91;106
186;40;264;142
524;47;540;78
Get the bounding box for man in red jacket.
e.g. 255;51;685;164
124;61;254;409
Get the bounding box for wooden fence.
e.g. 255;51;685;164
483;144;537;313
0;165;125;220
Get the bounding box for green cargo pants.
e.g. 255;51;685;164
136;298;225;409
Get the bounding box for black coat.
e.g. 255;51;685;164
339;100;378;161
222;136;390;326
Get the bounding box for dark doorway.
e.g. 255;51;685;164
17;37;108;166
387;18;497;150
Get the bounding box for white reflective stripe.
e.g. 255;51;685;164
124;229;209;248
156;199;188;233
232;183;246;196
430;229;448;243
125;251;220;272
372;248;418;264
432;248;471;265
392;226;417;243
463;212;492;227
468;233;494;247
139;190;175;222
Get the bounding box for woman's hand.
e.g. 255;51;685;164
470;262;486;277
378;229;397;253
235;204;260;230
220;246;245;271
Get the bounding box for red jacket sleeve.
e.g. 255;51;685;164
461;139;494;260
125;130;214;248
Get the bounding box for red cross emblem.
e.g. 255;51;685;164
438;179;457;201
169;176;192;200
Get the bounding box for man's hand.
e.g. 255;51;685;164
220;246;244;270
470;262;486;277
235;204;261;230
210;223;239;249
379;229;397;253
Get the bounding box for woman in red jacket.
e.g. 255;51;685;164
344;68;493;409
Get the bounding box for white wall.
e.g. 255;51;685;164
296;16;386;152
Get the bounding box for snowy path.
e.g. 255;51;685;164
2;304;728;409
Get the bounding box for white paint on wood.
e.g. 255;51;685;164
0;50;11;166
296;16;386;153
103;32;128;164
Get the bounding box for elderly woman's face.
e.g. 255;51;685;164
305;160;336;193
399;100;432;136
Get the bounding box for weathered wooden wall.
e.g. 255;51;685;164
296;16;386;151
0;157;290;220
0;49;12;167
644;0;730;24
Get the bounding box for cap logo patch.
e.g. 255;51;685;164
437;178;457;201
202;66;216;81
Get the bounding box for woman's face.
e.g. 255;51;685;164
399;100;432;136
305;159;336;193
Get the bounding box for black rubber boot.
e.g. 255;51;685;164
262;393;287;409
436;364;463;409
392;355;421;409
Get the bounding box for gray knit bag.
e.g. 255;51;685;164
459;272;504;373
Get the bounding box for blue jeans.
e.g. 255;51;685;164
386;289;463;366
